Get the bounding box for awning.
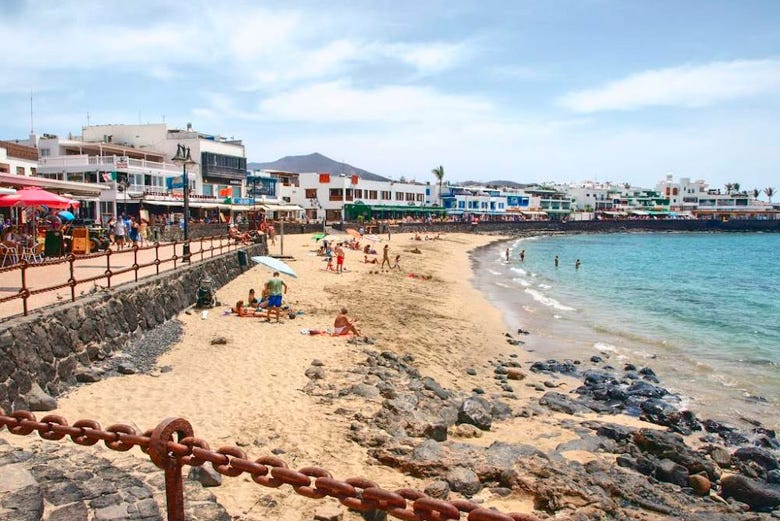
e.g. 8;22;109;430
521;211;548;216
144;200;183;207
188;202;219;209
629;210;649;215
263;204;304;212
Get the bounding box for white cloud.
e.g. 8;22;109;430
255;81;494;123
560;59;780;113
379;42;466;74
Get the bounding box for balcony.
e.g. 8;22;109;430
39;155;181;176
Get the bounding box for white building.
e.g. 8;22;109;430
0;140;38;177
273;171;434;223
33;123;248;221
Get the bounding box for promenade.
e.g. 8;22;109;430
0;237;238;320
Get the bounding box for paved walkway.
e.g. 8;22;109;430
0;237;240;320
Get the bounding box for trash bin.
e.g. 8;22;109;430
237;250;248;266
44;230;63;258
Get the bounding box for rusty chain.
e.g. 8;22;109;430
0;409;538;521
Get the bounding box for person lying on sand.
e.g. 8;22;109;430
333;307;361;336
363;255;378;264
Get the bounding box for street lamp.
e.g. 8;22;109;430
171;144;197;262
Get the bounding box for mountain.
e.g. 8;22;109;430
462;180;529;189
248;153;391;182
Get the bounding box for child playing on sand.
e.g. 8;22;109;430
391;254;401;270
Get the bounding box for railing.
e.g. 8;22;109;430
0;410;533;521
0;235;245;317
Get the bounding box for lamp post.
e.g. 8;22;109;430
171;144;197;262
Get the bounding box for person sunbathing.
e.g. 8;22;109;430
232;300;266;317
333;308;361;336
363;255;378;264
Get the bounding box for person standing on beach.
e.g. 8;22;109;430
335;244;345;274
380;244;391;270
554;255;559;268
520;250;525;262
575;259;581;270
505;248;510;262
264;271;287;322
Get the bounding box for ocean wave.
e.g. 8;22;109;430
524;289;576;311
495;282;512;288
538;283;551;289
594;342;617;353
510;267;528;276
487;269;502;276
512;278;532;287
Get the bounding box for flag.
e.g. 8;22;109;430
319;173;330;183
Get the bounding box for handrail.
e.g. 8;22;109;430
0;234;247;318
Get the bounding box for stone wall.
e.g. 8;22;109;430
341;218;780;235
0;244;266;411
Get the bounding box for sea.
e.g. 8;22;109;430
471;231;780;428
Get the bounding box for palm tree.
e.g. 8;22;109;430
724;183;733;195
431;165;445;203
765;187;776;204
752;188;760;199
733;182;741;194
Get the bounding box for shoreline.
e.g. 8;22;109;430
1;232;778;519
473;232;780;432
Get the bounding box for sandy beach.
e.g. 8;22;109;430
2;231;765;520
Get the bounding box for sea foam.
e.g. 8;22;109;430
524;289;575;311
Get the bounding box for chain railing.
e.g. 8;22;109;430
0;235;247;317
0;409;538;521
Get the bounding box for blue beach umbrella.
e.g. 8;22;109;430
58;210;75;221
251;255;298;278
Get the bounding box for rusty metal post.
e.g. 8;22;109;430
149;417;194;521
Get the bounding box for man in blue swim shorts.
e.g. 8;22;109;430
264;271;288;322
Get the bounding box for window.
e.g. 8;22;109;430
416;194;423;202
305;188;317;199
30;168;36;176
396;193;404;201
368;190;378;200
40;149;50;157
16;167;25;175
458;201;465;209
0;163;9;173
354;189;362;198
405;193;415;201
203;184;214;196
381;191;391;200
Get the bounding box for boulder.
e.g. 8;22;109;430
720;474;780;510
445;466;481;497
457;396;492;431
25;383;57;411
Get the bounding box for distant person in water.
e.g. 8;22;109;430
575;259;581;270
554;255;559;268
520;250;525;262
505;248;510;262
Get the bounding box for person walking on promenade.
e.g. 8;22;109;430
380;244;391;270
264;271;288;323
114;216;127;249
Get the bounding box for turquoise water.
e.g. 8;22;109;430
473;232;780;426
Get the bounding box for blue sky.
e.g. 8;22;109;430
1;0;779;192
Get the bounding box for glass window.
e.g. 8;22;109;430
305;188;317;199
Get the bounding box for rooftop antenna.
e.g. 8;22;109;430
29;90;34;134
86;112;91;126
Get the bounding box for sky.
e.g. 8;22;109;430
1;0;779;192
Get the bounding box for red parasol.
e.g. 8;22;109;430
345;228;361;239
0;186;80;209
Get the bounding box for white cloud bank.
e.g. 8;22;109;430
560;59;780;113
